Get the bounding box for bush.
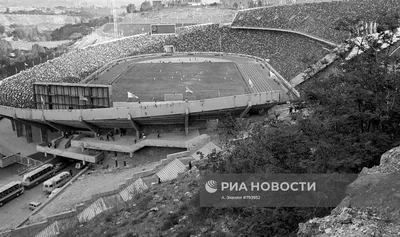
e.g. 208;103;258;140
137;195;153;211
176;229;195;237
160;213;180;231
105;214;113;222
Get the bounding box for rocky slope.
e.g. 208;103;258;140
298;146;400;237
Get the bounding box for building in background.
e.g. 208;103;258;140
153;0;163;8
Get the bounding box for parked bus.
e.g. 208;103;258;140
22;164;55;189
0;181;25;207
43;171;71;193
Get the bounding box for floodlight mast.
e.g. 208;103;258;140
110;0;118;39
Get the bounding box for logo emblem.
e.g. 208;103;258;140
205;180;218;193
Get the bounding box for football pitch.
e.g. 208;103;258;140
112;62;249;102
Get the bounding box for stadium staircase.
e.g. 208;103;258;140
28;141;221;237
237;64;274;93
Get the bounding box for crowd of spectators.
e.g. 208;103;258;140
0;24;333;109
232;0;400;44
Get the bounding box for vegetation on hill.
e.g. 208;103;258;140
50;17;110;40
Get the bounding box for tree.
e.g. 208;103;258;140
126;4;137;13
140;1;152;12
302;13;400;171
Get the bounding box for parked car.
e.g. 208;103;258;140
47;188;62;199
54;162;68;172
28;201;41;210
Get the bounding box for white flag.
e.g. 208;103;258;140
185;86;193;94
248;79;254;88
79;94;88;101
40;95;45;105
127;92;139;99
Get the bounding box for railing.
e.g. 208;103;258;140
15;155;44;175
52;135;64;148
65;136;74;149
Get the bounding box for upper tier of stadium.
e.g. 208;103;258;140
232;0;400;44
0;24;333;109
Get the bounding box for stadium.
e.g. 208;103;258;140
1;0;400;236
0;0;398;162
0;22;317;164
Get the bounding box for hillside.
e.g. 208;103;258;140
298;147;400;236
0;14;81;31
58;168;206;237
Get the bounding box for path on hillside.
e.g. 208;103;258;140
29;160;163;224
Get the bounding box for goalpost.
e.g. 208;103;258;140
164;94;184;101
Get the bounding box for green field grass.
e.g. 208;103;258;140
112;62;248;102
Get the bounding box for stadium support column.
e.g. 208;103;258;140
25;124;33;143
42;116;73;134
185;107;189;136
79;116;101;134
40;128;49;144
127;114;140;141
10;118;16;131
240;101;252;118
15;120;24;137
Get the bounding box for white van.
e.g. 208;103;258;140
43;172;71;193
28;201;41;210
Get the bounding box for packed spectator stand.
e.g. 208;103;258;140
0;24;333;109
232;0;400;44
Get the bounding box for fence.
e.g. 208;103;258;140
16;155;44;175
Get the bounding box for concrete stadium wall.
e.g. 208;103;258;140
166;150;191;159
0;91;280;122
71;133;209;154
185;134;211;151
36;145;98;163
0;154;18;168
8;136;210;237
